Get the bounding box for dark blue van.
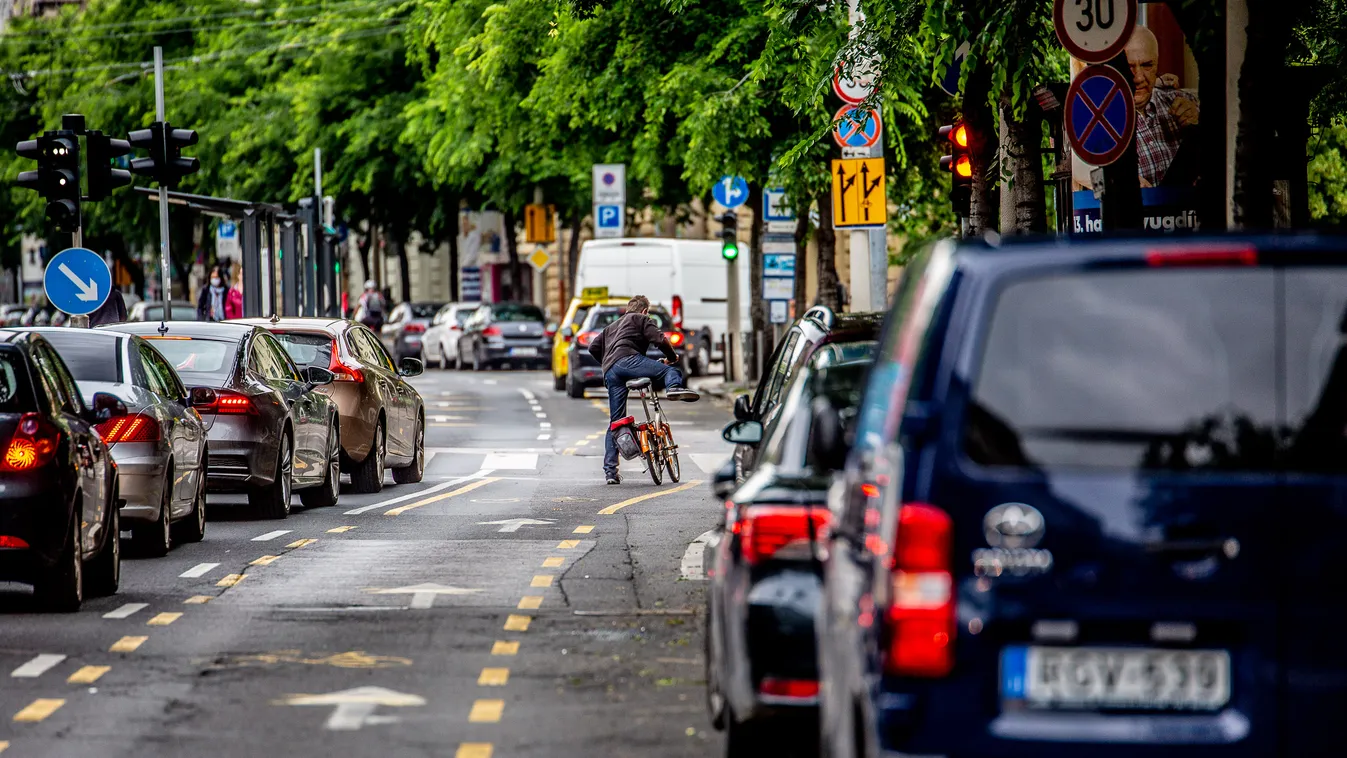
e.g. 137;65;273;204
816;236;1347;757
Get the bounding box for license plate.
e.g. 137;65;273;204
1001;645;1231;711
509;347;538;357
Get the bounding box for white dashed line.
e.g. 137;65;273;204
252;530;292;542
535;413;547;419
539;422;551;428
178;563;220;579
103;602;149;618
10;654;66;678
537;434;550;441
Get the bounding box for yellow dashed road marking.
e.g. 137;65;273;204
0;740;9;753
109;636;147;653
572;525;594;534
491;641;519;656
455;743;493;758
557;540;580;549
598;479;704;514
575;439;591;447
217;574;246;587
385;478;501;516
542;557;564;568
250;555;280;566
517;596;543;610
530;575;553;588
562;448;577;455
67;665;110;684
503;615;531;632
468;699;504;723
184;595;211;604
147;612;182;626
13;699;64;722
477;668;509;686
327;526;356;533
287;538;318;548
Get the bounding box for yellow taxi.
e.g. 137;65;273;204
552;287;630;391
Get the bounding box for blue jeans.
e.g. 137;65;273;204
604;354;685;477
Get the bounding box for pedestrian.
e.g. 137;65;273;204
227;264;243;319
196;265;232;322
588;295;699;485
357;280;386;331
87;288;127;327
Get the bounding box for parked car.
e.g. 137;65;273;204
551;293;630;391
103;321;340;518
421;302;481;369
817;237;1347;757
0;330;123;610
0;304;28;327
565;304;685;398
31;328;211;556
706;357;871;754
237;316;426;494
730;305;880;482
573;238;750;375
128;300;197;322
381;301;446;362
457;302;552;371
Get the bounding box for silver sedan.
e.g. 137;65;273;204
31;327;211;556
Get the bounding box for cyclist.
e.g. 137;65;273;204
589;295;699;484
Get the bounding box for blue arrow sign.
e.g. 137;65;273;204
44;247;111;316
713;175;748;209
218;221;237;239
763;188;795;223
596;204;623;229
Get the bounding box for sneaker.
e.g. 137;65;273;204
666;387;700;402
605;474;621;485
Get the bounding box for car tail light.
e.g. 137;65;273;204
95;413;161;443
403;323;426;334
198;390;258;415
1145;246;1257;267
1;413;59;472
483;325;502;337
665;331;685;348
329;344;365;383
758;677;819;701
740;505;830;564
545;327;556;338
671;295;684;328
577;331;599;347
0;535;29;548
884;502;955;677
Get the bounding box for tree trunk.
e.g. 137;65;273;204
747;184;768;381
394;235;411;304
999;95;1048;234
792;202;809;316
503;206;522;301
964;64;999;236
447;202;460;301
566;209;583;294
815;192;840;310
355;228;371;288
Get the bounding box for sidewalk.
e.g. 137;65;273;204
688;374;754;409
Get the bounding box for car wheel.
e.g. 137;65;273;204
392;415;425;485
250;434;293;519
174;463;207;543
85;503;120;597
134;474;173;558
553;372;566;391
301;422;341;508
349;422;385;494
705;595;728;730
724;713;769;757
566;374;585;399
697;340;712;377
36;512;83;612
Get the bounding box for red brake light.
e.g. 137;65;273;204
482;325;502;337
758;677;819;701
1;412;59;472
671;295;684;328
403;323;426;334
665;331;684;348
545;328;556;338
740;505;830;564
1145;246;1257;267
0;535;29;548
884;502;955;678
95;413;161;444
577;331;599;348
199;390;258;415
329;342;365;383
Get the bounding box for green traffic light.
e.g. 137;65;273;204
721;241;738;261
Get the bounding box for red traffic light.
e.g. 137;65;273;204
938;122;969;148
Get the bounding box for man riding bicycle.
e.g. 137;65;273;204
589;295;700;484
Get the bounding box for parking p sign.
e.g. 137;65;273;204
594;203;624;239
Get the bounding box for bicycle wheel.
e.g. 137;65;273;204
645;430;664;485
661;426;681;483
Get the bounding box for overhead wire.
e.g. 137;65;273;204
0;0;406;38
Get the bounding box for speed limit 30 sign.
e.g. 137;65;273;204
1054;0;1138;63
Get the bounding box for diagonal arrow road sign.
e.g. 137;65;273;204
275;686;425;731
478;518;555;533
58;262;100;301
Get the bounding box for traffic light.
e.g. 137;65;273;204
85;130;132;201
939;121;972;217
717;211;738;261
16;131;82;233
128;121;200;188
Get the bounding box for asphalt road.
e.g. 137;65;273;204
0;367;731;757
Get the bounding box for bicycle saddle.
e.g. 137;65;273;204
625;377;653;390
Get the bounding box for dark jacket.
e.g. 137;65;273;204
589;311;676;376
88;289;126;327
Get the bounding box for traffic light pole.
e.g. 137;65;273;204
725;256;742;384
154;47;172;306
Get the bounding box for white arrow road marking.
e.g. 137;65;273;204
367;583;483;609
275;687;425;730
11;654;66;678
680;529;717;581
58;263;99;302
479;518;555;533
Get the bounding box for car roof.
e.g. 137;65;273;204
100;320;258;339
235;317;348;333
26;327;125;342
950;232;1347;269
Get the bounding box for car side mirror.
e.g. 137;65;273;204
722;420;763;446
304;366;335;388
809;398;849;472
187;386;217;408
733;394;752;421
561;325;574;339
90;391;128;423
711;458;738;500
398;357;424;377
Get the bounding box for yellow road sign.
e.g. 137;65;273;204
527;248;551;270
831;158;887;228
525;203;556;243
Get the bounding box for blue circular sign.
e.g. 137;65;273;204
1065;65;1136;167
43;247;111;316
713;175;749;209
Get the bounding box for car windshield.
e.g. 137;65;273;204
143;337;238;385
0;348;35;413
811;340;877;368
410;303;444;319
37;332;122;383
271;331;333;369
964;267;1347;473
141;304;197;321
494;304;545;323
454;308;478;325
589;309;673;331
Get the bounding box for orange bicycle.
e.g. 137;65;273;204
624;377;680;485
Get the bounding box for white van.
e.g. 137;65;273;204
573;238;751;375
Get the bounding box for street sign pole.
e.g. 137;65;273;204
725;254;742;384
154;47;171;307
